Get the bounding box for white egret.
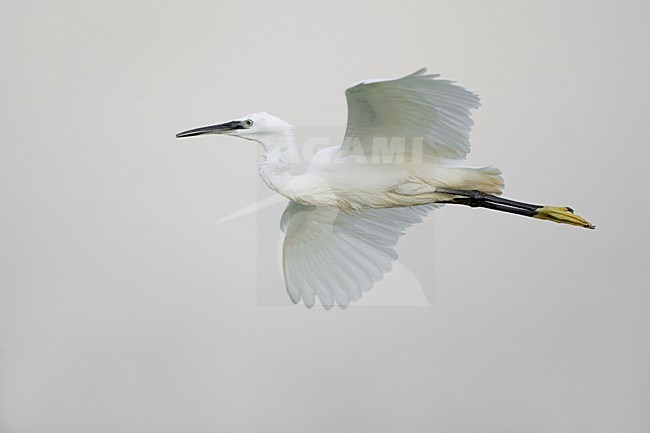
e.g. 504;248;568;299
177;68;594;309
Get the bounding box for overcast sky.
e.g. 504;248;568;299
1;1;649;432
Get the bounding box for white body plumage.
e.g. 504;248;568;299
176;68;593;309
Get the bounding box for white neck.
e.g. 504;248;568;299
257;130;299;196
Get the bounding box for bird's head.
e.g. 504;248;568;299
176;112;293;147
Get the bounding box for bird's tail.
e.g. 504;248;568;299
450;165;504;195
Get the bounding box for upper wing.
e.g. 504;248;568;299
280;201;436;309
341;68;480;161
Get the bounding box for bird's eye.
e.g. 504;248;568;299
244;119;254;128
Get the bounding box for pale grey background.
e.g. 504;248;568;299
1;1;649;432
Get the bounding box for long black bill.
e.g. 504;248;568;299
176;120;245;138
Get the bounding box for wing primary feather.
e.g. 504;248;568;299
282;246;302;304
301;246;334;310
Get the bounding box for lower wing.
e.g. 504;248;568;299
280;201;436;309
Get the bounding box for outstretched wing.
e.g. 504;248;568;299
280;201;435;309
341;68;480;161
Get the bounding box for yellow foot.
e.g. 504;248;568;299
534;206;595;229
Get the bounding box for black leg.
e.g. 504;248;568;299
436;188;595;229
435;188;542;211
446;197;537;218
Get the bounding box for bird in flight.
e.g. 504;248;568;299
176;68;594;309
